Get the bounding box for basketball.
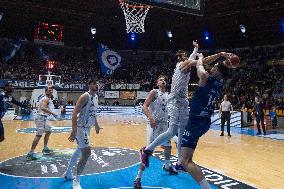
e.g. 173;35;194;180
228;54;240;68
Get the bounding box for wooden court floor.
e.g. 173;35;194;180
0;115;284;189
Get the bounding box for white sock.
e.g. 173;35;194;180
177;126;185;164
73;176;82;189
164;160;171;169
199;178;211;189
75;175;80;182
172;136;178;144
66;148;81;175
136;169;143;179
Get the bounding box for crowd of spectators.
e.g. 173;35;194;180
0;43;101;83
0;38;283;110
213;45;284;110
218;65;284;110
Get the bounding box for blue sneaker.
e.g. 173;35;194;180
134;178;142;189
139;147;152;167
163;165;178;175
175;163;186;172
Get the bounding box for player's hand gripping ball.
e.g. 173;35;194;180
226;54;240;68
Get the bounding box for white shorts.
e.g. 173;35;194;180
35;115;51;136
168;103;189;127
147;121;171;147
76;127;91;149
167;103;189;142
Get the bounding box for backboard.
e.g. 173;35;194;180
38;74;61;87
128;0;204;15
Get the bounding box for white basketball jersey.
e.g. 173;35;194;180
149;89;168;122
168;47;198;105
37;96;52;116
77;92;99;128
168;62;191;105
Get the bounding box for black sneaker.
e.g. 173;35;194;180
62;171;74;181
134;178;142;189
26;152;38;161
162;165;178;175
174;163;186;173
42;147;54;155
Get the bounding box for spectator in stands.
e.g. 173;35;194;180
253;96;266;135
113;100;120;106
67;100;74;106
269;107;278;129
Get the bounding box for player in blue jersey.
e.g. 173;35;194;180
140;41;199;170
0;82;28;142
178;52;240;189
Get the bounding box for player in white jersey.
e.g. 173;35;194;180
134;75;177;188
63;78;101;189
26;86;57;160
140;41;199;169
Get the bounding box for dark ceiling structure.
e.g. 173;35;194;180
0;0;283;50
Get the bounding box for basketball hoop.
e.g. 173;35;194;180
119;0;151;33
38;72;61;87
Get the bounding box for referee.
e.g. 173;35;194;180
219;94;233;137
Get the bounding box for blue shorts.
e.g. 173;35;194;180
0;119;4;137
181;115;211;149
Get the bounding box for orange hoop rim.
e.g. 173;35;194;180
118;0;152;9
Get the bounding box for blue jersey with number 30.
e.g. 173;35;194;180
190;76;223;117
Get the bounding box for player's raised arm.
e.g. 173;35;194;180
202;52;230;65
180;41;199;73
196;53;209;87
188;40;199;59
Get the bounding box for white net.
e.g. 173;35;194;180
119;0;151;33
